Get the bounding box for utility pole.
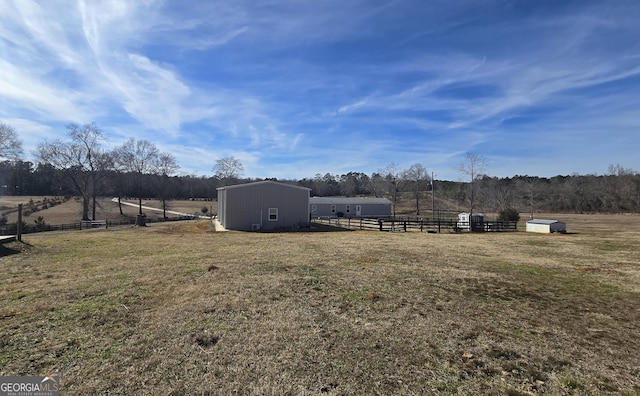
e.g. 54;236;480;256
17;204;22;242
530;188;534;219
431;172;436;221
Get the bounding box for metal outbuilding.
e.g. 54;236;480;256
217;181;311;231
309;197;392;218
526;219;566;234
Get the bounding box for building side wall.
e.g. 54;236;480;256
311;203;391;218
526;223;551;233
223;183;309;231
217;189;227;228
526;221;566;233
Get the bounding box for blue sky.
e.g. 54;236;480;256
1;0;639;181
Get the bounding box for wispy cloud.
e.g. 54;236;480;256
1;0;639;180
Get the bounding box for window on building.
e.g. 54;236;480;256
346;205;351;213
268;208;278;221
331;204;336;214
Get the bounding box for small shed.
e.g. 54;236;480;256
309;197;392;218
457;212;485;231
217;181;310;231
526;219;566;234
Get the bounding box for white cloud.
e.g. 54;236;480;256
0;118;55;155
1;0;639;180
187;26;250;51
0;60;91;121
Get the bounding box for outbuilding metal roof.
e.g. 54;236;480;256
217;180;311;192
526;219;564;225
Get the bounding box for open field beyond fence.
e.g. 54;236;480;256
0;196;216;225
1;214;639;394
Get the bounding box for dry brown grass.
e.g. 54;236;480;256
1;215;639;395
0;197;217;225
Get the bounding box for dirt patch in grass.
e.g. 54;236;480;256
0;219;639;394
150;220;215;235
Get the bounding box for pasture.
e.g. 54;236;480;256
0;196;215;225
1;214;639;394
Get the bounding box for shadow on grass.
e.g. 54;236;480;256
308;222;352;232
255;222;352;233
0;241;30;257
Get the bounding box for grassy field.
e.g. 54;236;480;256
1;213;639;394
0;196;215;225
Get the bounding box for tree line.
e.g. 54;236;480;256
1;122;639;219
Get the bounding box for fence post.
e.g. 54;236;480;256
403;220;407;232
17;204;22;242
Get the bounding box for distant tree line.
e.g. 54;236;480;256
471;167;640;215
1;122;639;217
3;158;638;215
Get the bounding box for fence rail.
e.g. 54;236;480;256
312;217;517;233
0;215;198;236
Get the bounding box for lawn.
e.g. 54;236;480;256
1;216;639;395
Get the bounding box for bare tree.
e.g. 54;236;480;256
36;123;109;221
0;122;23;160
68;123;113;220
479;176;515;214
311;173;329;196
457;152;487;218
213;156;244;185
156;153;180;219
114;138;160;221
401;163;430;216
604;164;638;212
515;177;537;219
368;172;386;198
381;163;404;217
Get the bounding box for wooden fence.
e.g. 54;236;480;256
312;217;517;233
0;215;197;236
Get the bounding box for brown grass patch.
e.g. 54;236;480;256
152;220;214;235
0;218;639;394
576;267;620;274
